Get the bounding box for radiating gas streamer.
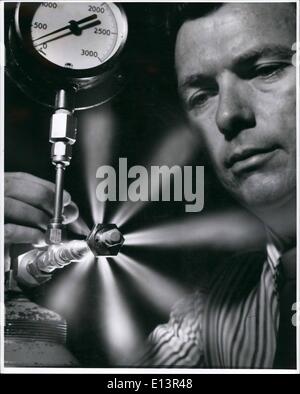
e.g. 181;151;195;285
97;258;144;365
114;253;187;315
125;209;266;251
79;104;117;224
68;216;91;237
46;252;94;319
111;124;198;227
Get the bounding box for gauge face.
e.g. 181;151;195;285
30;2;127;70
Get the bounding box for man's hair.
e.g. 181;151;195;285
159;3;224;91
166;3;224;48
165;2;296;49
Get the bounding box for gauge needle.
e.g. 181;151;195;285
34;19;101;48
33;14;99;42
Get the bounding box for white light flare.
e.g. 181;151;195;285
114;253;187;315
46;251;94;320
68;216;91;237
111;124;198;227
79;104;117;224
97;258;144;366
125;209;266;251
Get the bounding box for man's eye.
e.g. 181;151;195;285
187;92;210;110
253;63;287;80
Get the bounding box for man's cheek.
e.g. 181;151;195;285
189;115;232;178
253;92;295;150
268;102;295;149
203;133;226;170
280;82;297;138
190;118;224;157
263;74;296;124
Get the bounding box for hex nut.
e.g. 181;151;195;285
51;142;72;157
50;112;77;143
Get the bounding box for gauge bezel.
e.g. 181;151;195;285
14;2;128;82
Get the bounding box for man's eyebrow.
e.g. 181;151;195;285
233;45;294;65
179;74;215;93
179;45;294;92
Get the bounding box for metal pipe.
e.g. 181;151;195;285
55;89;74;110
46;90;77;244
35;240;89;273
55;89;67;109
16;240;90;287
53;163;65;222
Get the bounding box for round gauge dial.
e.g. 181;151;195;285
30;2;127;70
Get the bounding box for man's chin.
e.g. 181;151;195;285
222;171;296;210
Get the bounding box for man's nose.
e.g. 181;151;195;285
216;74;256;140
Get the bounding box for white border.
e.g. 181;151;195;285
0;0;5;376
0;0;299;375
296;0;299;376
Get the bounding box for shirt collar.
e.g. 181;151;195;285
265;226;284;274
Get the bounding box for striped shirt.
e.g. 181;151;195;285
139;236;282;368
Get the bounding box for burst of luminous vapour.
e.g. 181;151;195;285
97;258;144;366
114;253;187;315
79;104;117;225
68;216;91;237
125;209;266;252
46;248;94;319
111;124;198;227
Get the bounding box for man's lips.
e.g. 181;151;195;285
225;145;280;173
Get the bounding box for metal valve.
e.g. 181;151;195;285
86;224;124;256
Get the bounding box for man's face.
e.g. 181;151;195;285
175;3;296;210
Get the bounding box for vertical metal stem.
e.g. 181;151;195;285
53;163;65;222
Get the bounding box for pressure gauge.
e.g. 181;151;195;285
30;2;127;70
6;2;128;109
